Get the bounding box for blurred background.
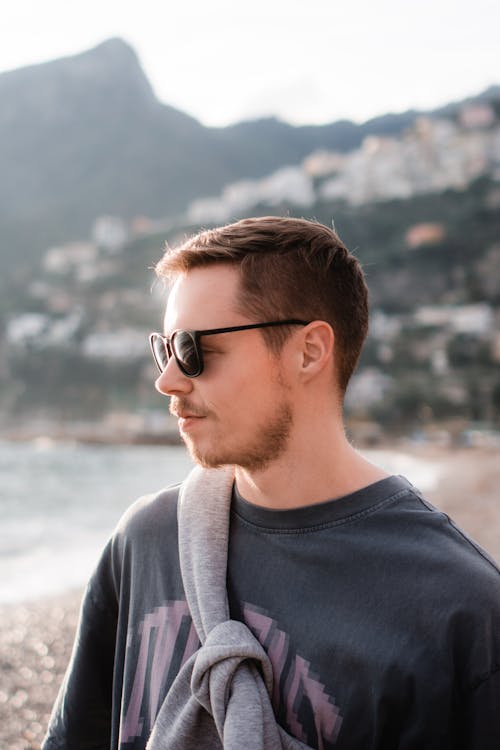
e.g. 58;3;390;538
1;0;499;445
0;1;499;745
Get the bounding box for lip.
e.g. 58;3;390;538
178;415;205;432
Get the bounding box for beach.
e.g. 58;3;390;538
1;446;499;749
0;590;82;749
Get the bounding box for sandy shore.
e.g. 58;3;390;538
1;446;498;749
0;591;83;750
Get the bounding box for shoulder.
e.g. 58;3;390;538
403;482;499;579
88;483;184;604
359;478;500;620
352;478;500;690
393;483;500;646
117;482;181;529
112;482;182;546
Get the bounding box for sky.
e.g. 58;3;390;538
2;0;499;127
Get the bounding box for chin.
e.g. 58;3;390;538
185;440;286;473
183;399;293;472
182;435;223;469
184;440;233;470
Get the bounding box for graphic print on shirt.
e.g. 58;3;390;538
242;602;343;749
120;600;342;748
120;601;199;743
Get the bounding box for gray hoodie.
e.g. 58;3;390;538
147;465;310;750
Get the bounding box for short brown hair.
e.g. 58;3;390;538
156;216;369;394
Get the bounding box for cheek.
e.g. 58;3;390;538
208;375;264;412
202;346;284;413
233;371;285;419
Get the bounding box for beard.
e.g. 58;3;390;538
173;396;294;472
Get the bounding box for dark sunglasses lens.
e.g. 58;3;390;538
172;331;200;376
152;335;169;371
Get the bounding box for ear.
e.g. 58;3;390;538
299;321;335;382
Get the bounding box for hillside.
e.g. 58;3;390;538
1;176;499;440
1;38;499;439
0;38;213;274
2;37;497;280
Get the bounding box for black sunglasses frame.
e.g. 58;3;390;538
149;319;310;378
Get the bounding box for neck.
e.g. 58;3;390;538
234;420;388;510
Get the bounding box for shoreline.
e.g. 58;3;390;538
2;415;499;451
1;444;498;748
0;427;182;447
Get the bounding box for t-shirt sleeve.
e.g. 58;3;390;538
41;540;119;750
459;668;500;749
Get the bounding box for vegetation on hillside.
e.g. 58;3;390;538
1;178;499;437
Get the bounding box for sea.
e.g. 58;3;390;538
0;440;442;604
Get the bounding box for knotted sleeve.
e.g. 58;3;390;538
147;466;310;750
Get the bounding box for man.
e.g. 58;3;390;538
43;217;500;749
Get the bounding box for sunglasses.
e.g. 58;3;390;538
149;320;309;378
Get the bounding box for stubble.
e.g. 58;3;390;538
179;397;294;472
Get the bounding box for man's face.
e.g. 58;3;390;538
155;264;294;470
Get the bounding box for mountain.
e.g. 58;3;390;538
0;37;498;278
0;38;217;273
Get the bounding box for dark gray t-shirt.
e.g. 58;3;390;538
42;475;500;749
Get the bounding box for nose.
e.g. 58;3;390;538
155;356;194;396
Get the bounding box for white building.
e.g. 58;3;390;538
92;216;129;253
6;311;83;348
187;166;315;224
43;242;97;275
345;368;393;411
414;304;494;335
81;328;147;360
